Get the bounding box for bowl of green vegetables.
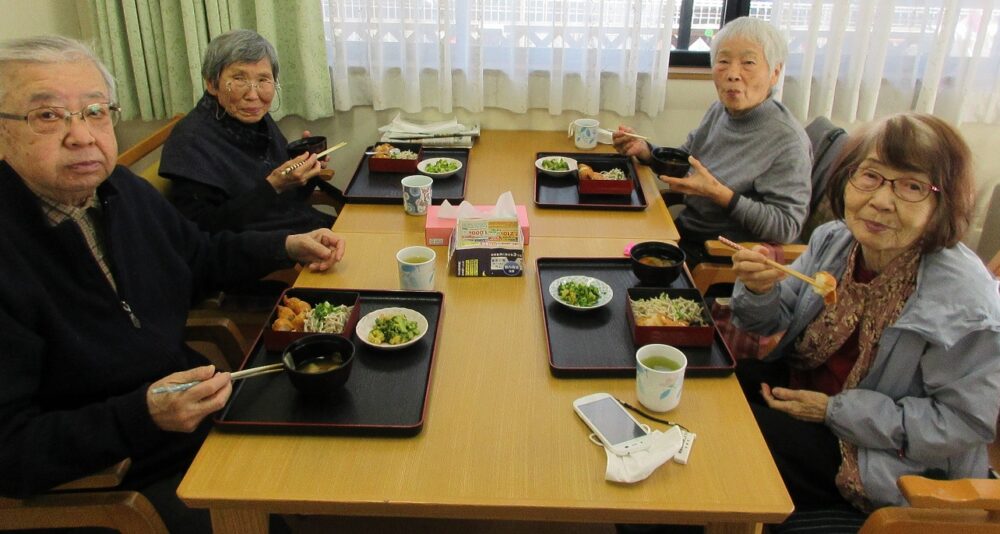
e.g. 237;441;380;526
549;276;614;311
417;157;462;178
535;156;578;177
356;307;428;350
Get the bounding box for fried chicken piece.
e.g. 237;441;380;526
814;271;838;305
282;296;311;315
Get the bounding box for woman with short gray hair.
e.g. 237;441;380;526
160;29;335;235
613;16;811;267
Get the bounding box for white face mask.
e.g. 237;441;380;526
601;426;688;483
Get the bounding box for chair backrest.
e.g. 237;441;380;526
803;116;849;239
117;114;184;196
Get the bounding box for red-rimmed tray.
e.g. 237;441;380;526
534;152;647;211
536;258;735;377
214;289;444;436
344;146;470;205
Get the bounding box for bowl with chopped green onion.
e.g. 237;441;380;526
356;307;428;350
535;156;578;177
549;275;614;311
417;157;463;178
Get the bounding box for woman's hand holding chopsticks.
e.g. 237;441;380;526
729;242;787;295
721;236;838;304
267;152;323;192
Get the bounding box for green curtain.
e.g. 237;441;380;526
79;0;333;121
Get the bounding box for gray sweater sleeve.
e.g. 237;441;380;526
729;136;813;242
676;99;813;244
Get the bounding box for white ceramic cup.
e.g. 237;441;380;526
635;344;688;412
401;175;432;216
568;118;600;150
396;245;436;290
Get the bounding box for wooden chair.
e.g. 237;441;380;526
857;475;1000;533
0;317;246;533
691;117;848;295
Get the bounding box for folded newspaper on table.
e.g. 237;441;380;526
378;113;480;148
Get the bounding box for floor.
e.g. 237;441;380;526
286;515;618;534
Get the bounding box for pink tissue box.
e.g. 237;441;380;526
425;205;530;246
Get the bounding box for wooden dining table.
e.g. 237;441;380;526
178;131;792;534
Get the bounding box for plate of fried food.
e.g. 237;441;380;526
265;290;360;351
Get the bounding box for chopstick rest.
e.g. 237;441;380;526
151;363;285;394
280;141;348;176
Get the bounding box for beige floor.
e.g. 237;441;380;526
286;515;618;534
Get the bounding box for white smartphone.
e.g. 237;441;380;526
573;393;650;455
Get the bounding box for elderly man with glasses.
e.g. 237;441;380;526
0;35;344;532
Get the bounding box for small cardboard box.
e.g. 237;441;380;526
448;218;524;277
425;204;530;246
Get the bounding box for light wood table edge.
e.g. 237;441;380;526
200;499;783;534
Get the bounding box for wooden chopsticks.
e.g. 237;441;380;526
230;363;285;381
151;363;285;394
717;236;827;291
280;141;348;176
619;131;649;140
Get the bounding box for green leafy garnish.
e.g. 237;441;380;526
424;159;459;173
367;314;421;345
558;280;602;307
542;158;569;171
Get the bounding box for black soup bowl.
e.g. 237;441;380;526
281;334;355;398
287;135;327;159
650;147;691;178
630;241;686;286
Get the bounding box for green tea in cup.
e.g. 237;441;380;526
403;256;431;264
641;355;682;372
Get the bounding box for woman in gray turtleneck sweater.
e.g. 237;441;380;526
614;17;811;265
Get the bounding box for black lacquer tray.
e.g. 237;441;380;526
536;258;734;377
214;289;443;436
534;152;647;211
344;146;470;204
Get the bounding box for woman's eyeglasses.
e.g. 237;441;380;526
0;103;121;135
848;167;940;202
226;78;279;97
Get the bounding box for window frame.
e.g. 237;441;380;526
671;0;751;67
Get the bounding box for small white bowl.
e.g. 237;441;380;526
417;157;463;178
535;156;578;177
549;276;614;311
356;307;429;350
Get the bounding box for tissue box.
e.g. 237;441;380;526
448;219;524;277
425;204;530;246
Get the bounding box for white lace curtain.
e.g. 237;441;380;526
766;0;1000;125
322;0;676;117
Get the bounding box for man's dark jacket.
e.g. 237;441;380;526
0;161;286;496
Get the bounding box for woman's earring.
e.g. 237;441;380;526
214;101;226;121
